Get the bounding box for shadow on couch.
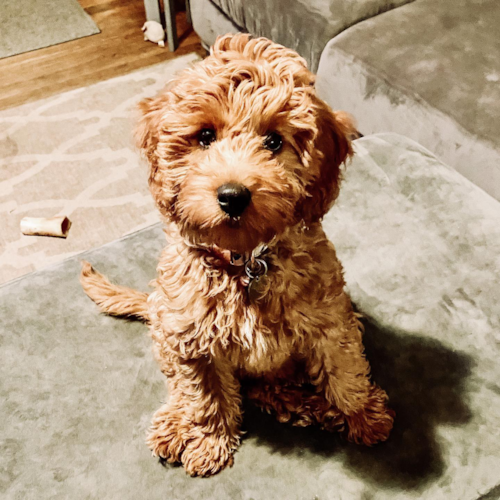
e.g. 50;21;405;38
242;320;474;491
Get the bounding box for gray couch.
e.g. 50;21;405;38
190;0;500;201
3;5;500;498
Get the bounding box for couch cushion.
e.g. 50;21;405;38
191;0;242;50
2;133;500;498
196;0;414;71
316;0;500;200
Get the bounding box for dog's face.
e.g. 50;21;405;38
137;34;353;253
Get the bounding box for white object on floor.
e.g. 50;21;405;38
21;216;72;238
142;21;165;47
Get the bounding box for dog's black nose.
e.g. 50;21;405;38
217;183;251;217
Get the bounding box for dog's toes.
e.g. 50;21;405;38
147;408;191;463
181;433;238;477
147;404;240;475
345;385;395;446
317;408;346;432
148;432;186;464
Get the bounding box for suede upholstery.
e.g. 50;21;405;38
317;0;500;200
195;0;414;71
2;134;500;498
191;0;241;50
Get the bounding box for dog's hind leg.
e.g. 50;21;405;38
246;380;345;430
80;261;150;322
307;310;394;446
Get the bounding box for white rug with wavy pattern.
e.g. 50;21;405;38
0;53;200;284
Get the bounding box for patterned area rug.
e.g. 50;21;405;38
0;0;100;59
0;53;200;284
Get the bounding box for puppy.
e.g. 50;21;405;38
81;34;394;477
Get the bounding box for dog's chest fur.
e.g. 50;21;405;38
148;224;347;376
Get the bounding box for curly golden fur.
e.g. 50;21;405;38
80;34;394;477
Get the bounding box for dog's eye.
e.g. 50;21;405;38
199;128;216;148
263;132;283;152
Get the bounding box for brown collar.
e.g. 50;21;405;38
208;243;268;268
210;248;248;267
204;243;270;295
191;238;276;302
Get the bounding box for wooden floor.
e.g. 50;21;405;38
0;0;203;111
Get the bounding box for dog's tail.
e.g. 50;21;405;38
80;261;150;323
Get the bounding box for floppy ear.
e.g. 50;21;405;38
334;110;361;141
135;92;175;214
135;93;171;159
298;102;354;224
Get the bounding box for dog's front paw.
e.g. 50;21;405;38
147;404;239;476
345;385;395;446
147;406;191;463
181;432;238;477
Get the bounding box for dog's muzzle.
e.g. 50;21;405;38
217;183;251;217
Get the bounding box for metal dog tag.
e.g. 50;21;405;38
248;275;267;303
245;257;268;303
